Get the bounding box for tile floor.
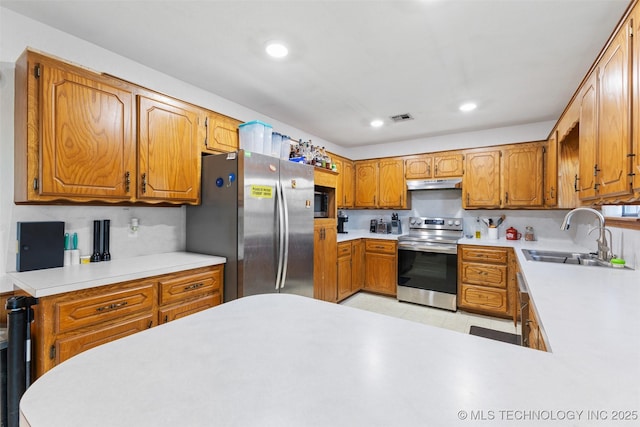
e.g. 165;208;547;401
340;292;521;336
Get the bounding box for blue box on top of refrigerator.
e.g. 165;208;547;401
186;151;315;302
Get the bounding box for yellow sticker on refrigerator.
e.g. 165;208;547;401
250;185;273;199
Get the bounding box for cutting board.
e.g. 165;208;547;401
16;221;65;272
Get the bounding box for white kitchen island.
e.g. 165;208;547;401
20;262;640;427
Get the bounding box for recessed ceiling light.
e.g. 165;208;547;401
265;42;288;58
459;102;477;112
370;119;384;128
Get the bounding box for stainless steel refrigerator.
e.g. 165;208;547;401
186;151;314;302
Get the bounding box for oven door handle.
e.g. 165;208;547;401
398;242;458;254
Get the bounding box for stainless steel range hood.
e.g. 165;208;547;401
406;178;462;190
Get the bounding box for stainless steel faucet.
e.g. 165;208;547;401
560;207;612;261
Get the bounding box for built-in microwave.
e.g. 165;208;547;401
314;191;329;218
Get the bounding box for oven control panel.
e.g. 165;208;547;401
408;217;462;231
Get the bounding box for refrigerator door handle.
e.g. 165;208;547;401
280;181;290;289
275;181;285;290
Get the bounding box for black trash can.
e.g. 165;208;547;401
1;328;7;427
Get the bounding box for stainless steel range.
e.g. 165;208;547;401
397;217;463;311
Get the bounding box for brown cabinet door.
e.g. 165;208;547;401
334;158;344;208
137;94;201;203
204;112;241;153
433;153;464;178
158;268;222;305
405;155;432;179
351;240;365;292
578;75;598;200
544;134;558;207
460;262;508;289
364;241;397;296
39;60;135;201
313;222;337;302
379;158;406;208
342;160;355;208
158;293;221;324
355;161;378;207
364;253;397;296
460;246;508;263
337;253;352;301
502;144;544;207
54;283;155;334
463;150;501;208
458;284;508;315
55;314;154;364
597;27;631;199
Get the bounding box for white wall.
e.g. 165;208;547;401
344;120;556;160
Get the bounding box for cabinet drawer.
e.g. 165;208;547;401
55;284;155;334
55;314;154;364
460;262;508;288
337;242;352;258
365;239;397;254
459;284;508;315
159;293;221;324
460;246;508;264
158;268;222;305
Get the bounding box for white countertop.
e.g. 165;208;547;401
6;252;226;297
18;236;640;426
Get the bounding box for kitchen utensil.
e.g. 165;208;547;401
496;215;506;227
506;227;521;240
487;227;498;240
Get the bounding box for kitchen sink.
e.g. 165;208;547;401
521;249;624;269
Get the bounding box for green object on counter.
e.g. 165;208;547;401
611;258;626;268
72;232;78;250
64;233;70;250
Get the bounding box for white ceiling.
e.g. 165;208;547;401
0;0;631;147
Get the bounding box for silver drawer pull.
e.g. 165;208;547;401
96;301;128;312
184;282;204;291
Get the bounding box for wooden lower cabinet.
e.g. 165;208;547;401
364;239;397;296
314;220;338;302
337;239;365;302
527;299;548;352
32;265;223;378
158;294;221;324
457;245;515;318
55;314;154;364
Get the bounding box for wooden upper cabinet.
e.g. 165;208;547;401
378;158;406;208
405;155;432;179
544;133;558;207
137;94;201;204
335;155;355;208
502;143;543;207
433;153;464;178
405;152;463;179
342;159;355;208
14;50;136;203
463;150;501;208
355;161;378;207
355;158;407;208
634;11;640;192
578;74;598;200
596;24;631;199
203;112;242;154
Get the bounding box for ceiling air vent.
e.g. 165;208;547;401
390;113;414;123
